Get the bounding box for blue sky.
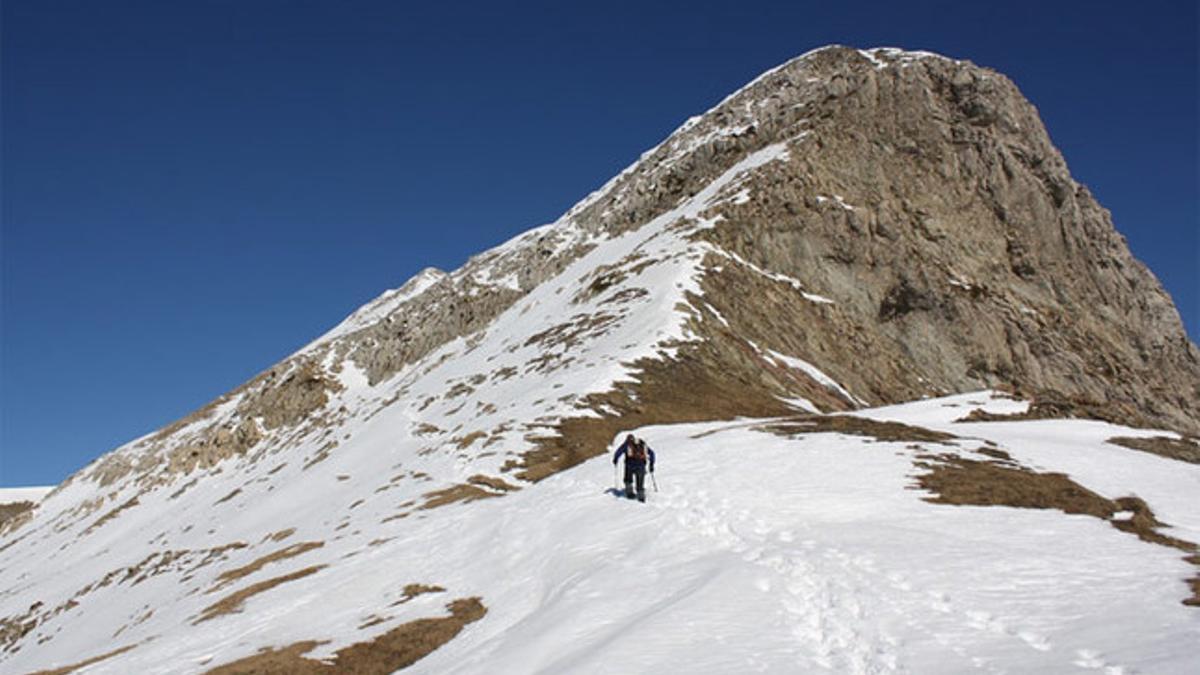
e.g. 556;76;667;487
2;0;1196;487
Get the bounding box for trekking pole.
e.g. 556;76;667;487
650;471;659;492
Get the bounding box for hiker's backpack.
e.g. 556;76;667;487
628;441;647;462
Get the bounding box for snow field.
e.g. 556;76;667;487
407;403;1199;674
5;395;1198;674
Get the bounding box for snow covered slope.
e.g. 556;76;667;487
2;46;1198;673
3;394;1198;673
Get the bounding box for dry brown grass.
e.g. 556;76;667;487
196;565;326;624
82;496;139;534
452;431;488;450
204;597;486;674
758;415;958;444
418;484;500;510
917;455;1112;516
1108;436;1200;464
263;528;296;543
29;644;137;674
391;584;445;606
0;501;35;529
916;454;1200;605
506;331;797;482
466;475;519;492
209;542;325;592
0;606;39;654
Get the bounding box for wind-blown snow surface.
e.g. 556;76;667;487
5;394;1198;674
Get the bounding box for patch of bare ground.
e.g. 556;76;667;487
209;542;325;592
413;422;442;436
263;528;296;543
1;603;40;654
0;501;35;530
196;565;327;624
302;440;338;470
204;597;486;674
418;484;501;510
506;328;799;482
466;474;519;492
757;414;958;444
82;496;139;534
1108;436;1200;464
391;584;445;606
916;454;1200;605
29;643;137;674
452;431;488;450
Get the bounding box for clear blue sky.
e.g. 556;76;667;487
2;1;1196;487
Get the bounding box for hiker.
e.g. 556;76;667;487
612;434;655;502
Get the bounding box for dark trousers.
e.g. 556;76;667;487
623;463;646;500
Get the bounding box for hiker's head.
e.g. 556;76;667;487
625;434;635;444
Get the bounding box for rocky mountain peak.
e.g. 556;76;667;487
28;45;1199;502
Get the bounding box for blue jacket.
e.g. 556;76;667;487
612;438;655;472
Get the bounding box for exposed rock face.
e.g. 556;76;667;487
561;46;1200;434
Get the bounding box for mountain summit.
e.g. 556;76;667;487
3;46;1198;674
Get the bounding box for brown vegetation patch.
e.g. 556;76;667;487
197;565;326;623
758;414;958;445
916;455;1113;516
523;311;622;352
452;431;488;450
83;496;139;534
205;597;486;674
467;475;519;493
916;454;1200;605
1;603;40;654
1108;436;1200;464
394;584;446;605
600;287;651;306
210;542;325;592
359;615;387;630
506;326;799;482
418;484;501;510
974;447;1014;462
413;422;442;436
571;254;653;305
302;441;337;470
490;366;518;381
0;501;35;529
30;643;137;674
263;528;296;543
